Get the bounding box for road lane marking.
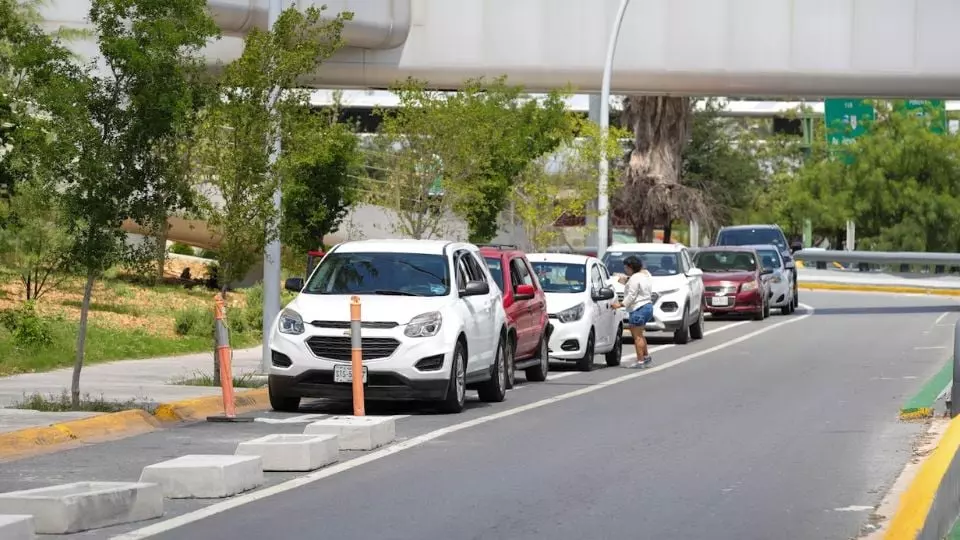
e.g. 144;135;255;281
620;320;752;363
914;346;946;350
935;312;950;325
834;505;873;512
112;305;814;540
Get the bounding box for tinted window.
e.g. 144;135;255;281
484;257;505;292
530;262;587;293
462;252;488;283
304;252;450;297
757;249;781;271
602;251;681;276
510;258;534;291
716;228;787;252
694;251;758;273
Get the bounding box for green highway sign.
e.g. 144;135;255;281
896;99;947;133
824;98;875;147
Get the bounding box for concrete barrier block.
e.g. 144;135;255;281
139;455;263;499
236;434;339;472
303;415;396;451
0;515;34;539
0;482;162;534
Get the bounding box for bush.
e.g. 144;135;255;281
168;242;195;256
0;301;53;347
173;306;214;337
198;249;218;260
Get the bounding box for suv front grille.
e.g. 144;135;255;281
309;320;398;329
305;336;400;362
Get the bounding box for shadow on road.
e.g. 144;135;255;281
809;305;960;316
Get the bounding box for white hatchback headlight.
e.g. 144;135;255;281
656;288;680;297
405;311;442;338
557;302;585;323
278;309;304;335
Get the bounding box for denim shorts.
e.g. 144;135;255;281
628;303;654;326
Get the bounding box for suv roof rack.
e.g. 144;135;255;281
479;244;519;250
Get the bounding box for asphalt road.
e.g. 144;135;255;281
1;291;955;540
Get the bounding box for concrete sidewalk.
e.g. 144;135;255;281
0;346;263;434
799;267;960;291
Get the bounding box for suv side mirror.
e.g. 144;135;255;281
461;280;490;297
515;284;535;300
592;287;615;301
686;267;703;277
284;277;304;292
790;241;803;253
760;267;774;275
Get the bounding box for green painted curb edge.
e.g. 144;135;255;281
901;359;953;419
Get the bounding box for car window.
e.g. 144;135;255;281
463;252;488;283
530;262;587;293
597;262;611;282
510;258;534;291
522;259;542;289
303;251;450;297
757;249;781;271
590;264;604;292
694;251;759;273
680;250;692;273
602;251;681;276
483;257;505;292
455;252;470;290
716;228;787;252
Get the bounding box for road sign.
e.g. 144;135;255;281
896;99;947;134
824;98;875;147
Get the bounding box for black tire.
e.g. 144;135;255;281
763;299;771;318
504;337;516;390
438;341;467;414
268;377;301;413
673;306;691;344
576;330;595;372
753;300;765;321
478;337;507;403
525;334;549;382
605;325;623;367
690;305;705;340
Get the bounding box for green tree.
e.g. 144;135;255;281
197;5;350;289
280;112;361;255
60;0;219;408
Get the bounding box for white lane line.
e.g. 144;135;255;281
112;305;814;540
914;346;946;350
834;505;873;512
935;312;950;325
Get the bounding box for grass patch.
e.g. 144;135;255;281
59;299;143;317
171;369;265;389
13;390;155;413
0;321;260;376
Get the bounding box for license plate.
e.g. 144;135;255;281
333;364;368;384
710;296;731;307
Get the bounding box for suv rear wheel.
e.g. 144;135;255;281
504;338;516;390
478;336;507;403
438;341;467;414
673;305;691;344
605;325;623;367
526;335;549;382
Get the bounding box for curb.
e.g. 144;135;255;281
0;388;269;462
800;282;960;297
900;361;953;421
885;414;960;539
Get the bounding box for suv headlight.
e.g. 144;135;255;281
405;311;442;338
278;309;304;335
656;288;679;297
740;280;759;292
557;303;585;323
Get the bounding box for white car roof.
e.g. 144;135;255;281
606;242;687;254
333;239;475;255
526;252;595;265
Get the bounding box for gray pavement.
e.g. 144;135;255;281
0;290;955;539
799;266;960;289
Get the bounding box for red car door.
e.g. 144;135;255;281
509;257;539;358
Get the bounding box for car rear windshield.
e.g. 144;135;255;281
716;228;787;252
303;252;450;297
602;252;681;276
529;262;586;293
694;251;758;272
483;257;505;292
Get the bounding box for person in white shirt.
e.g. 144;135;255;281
611;256;654;367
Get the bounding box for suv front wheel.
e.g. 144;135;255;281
438;341;467;414
477;336;507;403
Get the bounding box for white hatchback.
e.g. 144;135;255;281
526;253;625;371
602;243;705;344
268;239;509;414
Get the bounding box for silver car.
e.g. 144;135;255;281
746;244;797;315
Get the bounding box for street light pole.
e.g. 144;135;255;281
596;0;631;261
262;0;283;374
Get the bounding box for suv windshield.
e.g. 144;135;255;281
529;262;586;293
716;228;787;252
483;257;505;292
303;252;450;297
602;251;681;277
695;251;758;273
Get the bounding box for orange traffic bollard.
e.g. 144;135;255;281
350;295;365;416
208;293;253;423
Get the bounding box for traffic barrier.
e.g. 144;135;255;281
207;294;253;423
350;295;366;417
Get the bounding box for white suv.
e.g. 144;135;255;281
602;243;705;344
268;239;509;414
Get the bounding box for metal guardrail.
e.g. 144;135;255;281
793;250;960;267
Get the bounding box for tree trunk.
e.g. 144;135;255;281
663;221;673;244
71;271;96;410
155;221;168;281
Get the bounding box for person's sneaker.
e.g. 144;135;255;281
643;355;653;366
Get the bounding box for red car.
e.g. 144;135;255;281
692;246;773;321
480;245;551;388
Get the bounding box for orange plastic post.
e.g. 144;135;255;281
350;295;365;416
214;294;236;418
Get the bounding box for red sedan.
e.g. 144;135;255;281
692;247;773;321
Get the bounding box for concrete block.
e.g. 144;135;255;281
0;482;162;534
303;415;396;451
0;515;34;539
139;455;263;499
236;434;339;472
